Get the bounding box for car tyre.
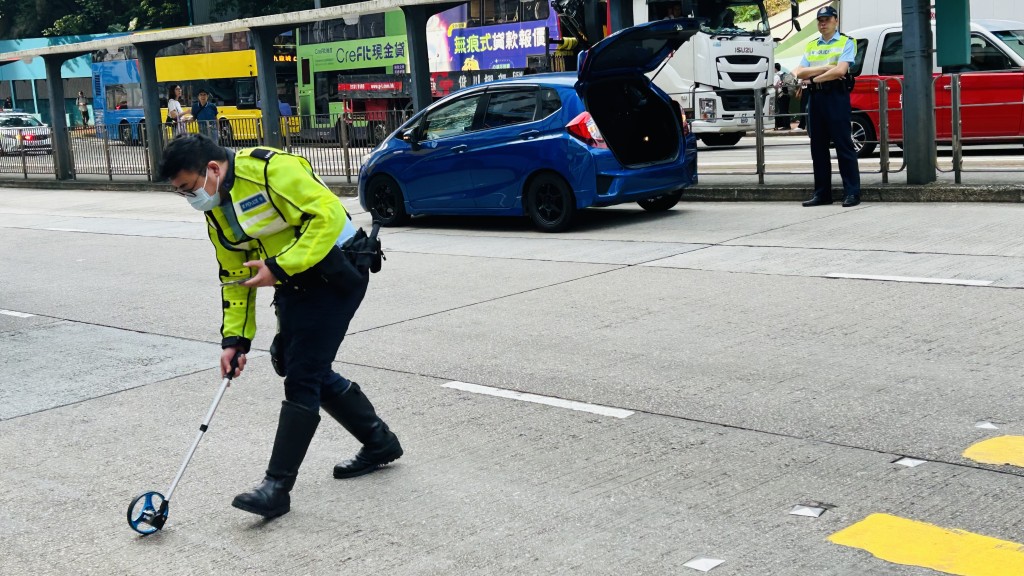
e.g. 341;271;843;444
637;189;683;212
851;113;877;157
525;172;576;232
367;174;410;226
699;132;743;147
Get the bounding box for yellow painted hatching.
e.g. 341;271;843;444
962;436;1024;467
828;513;1024;576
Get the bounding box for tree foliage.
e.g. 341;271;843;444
0;0;187;39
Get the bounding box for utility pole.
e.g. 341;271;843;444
902;0;937;184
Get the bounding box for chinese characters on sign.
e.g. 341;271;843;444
336;41;407;64
453;27;547;55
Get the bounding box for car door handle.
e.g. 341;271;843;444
519;130;541;140
943;85;952;90
452;144;469;153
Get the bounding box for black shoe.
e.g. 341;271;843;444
802;195;834;207
842;196;861;207
321;382;404;479
231;477;294;519
231;400;320;518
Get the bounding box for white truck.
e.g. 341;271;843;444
633;0;780;147
555;0;793;147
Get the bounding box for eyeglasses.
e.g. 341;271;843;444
171;171;205;197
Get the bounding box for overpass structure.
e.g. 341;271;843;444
0;0;461;180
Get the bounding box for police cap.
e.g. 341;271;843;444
816;6;838;19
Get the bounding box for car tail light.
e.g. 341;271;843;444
566;111;607;148
24;134;32;141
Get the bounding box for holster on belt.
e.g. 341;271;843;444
311;221;385;293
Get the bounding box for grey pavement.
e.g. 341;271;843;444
3;188;1024;575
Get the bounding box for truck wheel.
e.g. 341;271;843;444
699;133;743;147
851;114;877;157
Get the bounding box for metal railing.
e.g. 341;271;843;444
0;126;57;179
1;89;1020;186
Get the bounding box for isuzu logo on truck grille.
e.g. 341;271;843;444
735;47;754;53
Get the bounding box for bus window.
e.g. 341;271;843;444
236;79;257;109
107;84;143;110
302;59;311;85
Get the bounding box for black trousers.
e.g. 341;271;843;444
775;93;791;129
273;273;369;412
808;89;861;198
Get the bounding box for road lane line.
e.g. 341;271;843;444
39;227;87;233
829;513;1024;575
963;436;1024;467
826;273;993;286
442;381;633;419
0;310;34;318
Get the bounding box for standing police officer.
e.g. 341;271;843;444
793;6;862;207
159;134;403;520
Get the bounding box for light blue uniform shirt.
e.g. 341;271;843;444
799;34;856;67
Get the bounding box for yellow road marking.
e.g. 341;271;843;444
829;513;1024;576
963;436;1024;467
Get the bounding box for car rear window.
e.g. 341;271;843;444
482;90;537;129
0;116;39;127
538;88;562;118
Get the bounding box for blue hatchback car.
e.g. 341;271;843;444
359;19;699;232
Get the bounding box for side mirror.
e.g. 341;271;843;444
401;128;420;150
791;0;802;32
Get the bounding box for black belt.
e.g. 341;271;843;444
808;80;845;92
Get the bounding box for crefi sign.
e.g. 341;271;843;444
297;34;409;71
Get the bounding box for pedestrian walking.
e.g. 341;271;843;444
792;6;861;207
166;85;185;136
191;90;220;143
77;91;90;127
159;134;403;520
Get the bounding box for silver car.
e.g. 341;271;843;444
0;113;52;155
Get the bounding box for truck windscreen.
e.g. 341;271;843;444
684;0;769;36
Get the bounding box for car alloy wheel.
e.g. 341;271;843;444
526;172;576;232
368;174;409;226
851;113;877;158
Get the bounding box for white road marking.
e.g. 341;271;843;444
0;309;34;318
825;273;993;286
442;381;634;419
39;227;87;233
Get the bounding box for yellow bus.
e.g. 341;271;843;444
156;33;263;142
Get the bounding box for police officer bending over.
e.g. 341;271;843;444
160;134;402;519
792;6;862;208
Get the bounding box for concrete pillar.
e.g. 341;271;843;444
42;55;74;180
902;0;936;184
402;6;432;112
608;0;633;31
135;42;175;181
251;27;287;149
403;3;459;112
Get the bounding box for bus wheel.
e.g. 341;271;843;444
219;120;233;145
119;122;133;145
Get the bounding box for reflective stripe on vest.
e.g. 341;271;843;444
805;34;852;67
232;188;290;237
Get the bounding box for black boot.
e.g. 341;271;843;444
321;382;403;479
231;400;320;519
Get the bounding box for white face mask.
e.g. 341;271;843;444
186;170;221;212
